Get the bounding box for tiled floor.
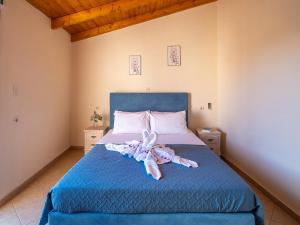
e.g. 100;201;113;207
0;149;299;225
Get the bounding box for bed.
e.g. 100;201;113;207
39;92;264;225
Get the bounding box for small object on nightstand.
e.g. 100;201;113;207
90;107;103;127
196;128;222;156
201;127;213;133
84;126;107;154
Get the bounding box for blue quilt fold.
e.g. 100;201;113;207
39;144;264;225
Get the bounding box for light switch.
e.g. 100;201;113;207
12;84;18;96
208;103;212;110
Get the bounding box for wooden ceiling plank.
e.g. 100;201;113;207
26;0;66;18
71;0;217;42
26;0;117;18
52;0;176;29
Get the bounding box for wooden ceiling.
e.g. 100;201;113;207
26;0;217;42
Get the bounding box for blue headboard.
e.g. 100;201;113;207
110;92;188;128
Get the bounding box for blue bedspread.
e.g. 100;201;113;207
40;144;264;225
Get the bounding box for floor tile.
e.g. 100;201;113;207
14;200;43;225
0;202;21;225
26;220;40;225
269;221;282;225
9;149;82;225
248;185;275;222
271;206;299;225
0;213;21;225
265;218;271;225
0;201;15;217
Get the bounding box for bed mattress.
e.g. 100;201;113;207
99;129;206;145
40;143;263;225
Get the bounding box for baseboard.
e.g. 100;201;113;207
222;156;300;223
0;146;79;207
71;145;84;150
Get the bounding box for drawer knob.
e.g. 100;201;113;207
91;135;97;138
207;138;214;142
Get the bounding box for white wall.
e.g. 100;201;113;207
71;3;218;146
0;0;72;200
218;0;300;214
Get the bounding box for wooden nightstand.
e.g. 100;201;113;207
84;126;107;154
196;128;222;156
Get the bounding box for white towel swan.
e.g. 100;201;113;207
105;130;198;180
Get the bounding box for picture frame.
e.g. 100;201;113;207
129;55;141;75
167;45;181;66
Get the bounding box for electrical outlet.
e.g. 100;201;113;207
200;106;205;110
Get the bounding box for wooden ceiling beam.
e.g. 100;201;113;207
52;0;161;29
71;0;217;42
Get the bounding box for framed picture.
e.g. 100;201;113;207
167;45;181;66
129;55;141;75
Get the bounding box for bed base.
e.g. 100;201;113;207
49;211;255;225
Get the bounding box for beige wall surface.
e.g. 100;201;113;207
71;4;218;146
0;0;72;200
218;0;300;214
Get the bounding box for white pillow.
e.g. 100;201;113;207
149;111;188;134
112;111;149;134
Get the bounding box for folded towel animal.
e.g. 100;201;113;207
105;130;198;180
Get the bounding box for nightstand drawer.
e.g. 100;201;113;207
200;135;219;144
207;144;220;155
85;132;102;142
84;126;107;154
196;128;222;156
207;143;218;150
